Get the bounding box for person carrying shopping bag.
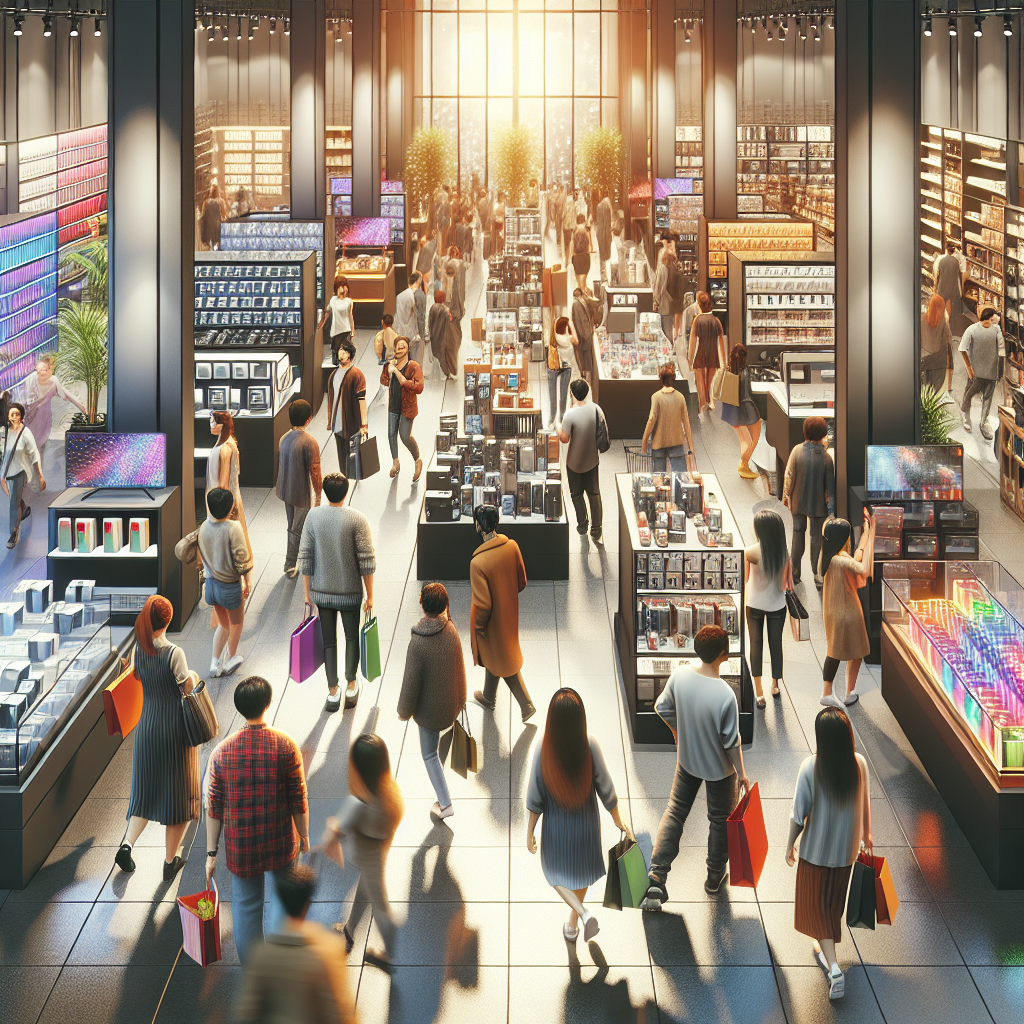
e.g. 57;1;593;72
547;315;578;429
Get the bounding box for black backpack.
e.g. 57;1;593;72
595;406;610;454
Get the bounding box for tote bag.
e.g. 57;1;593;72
602;832;649;910
288;606;325;683
360;614;381;681
179;678;220;747
720;369;741;407
726;782;769;887
177;879;222;967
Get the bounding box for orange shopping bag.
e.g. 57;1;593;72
868;853;900;926
102;661;143;738
726;782;769;887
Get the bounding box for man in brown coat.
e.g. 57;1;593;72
469;504;537;723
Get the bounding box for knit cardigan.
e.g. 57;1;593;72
296;504;376;609
397;616;467;732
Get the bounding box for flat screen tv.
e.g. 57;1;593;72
335;217;390;247
864;444;963;501
66;433;167;489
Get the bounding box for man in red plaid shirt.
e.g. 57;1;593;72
206;676;309;964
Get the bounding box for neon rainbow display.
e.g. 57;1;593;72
65;433;167;489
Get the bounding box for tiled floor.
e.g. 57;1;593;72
1;247;1022;1023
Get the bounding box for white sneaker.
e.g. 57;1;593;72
828;966;845;1000
581;908;600;942
820;694;844;709
430;801;455;820
209;655;224;678
221;654;245;675
961;412;972;433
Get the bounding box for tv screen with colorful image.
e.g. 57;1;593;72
335;217;390;247
66;433;167;489
865;445;963;501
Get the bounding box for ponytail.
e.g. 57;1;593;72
134;595;173;656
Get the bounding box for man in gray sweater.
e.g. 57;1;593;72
297;473;375;712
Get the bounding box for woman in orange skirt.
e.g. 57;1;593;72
786;707;872;1001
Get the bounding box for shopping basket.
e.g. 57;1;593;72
624;444;652;475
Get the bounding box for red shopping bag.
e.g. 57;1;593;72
726;782;769;887
177;880;222;966
863;852;900;925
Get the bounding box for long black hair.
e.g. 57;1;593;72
813;707;860;805
753;509;787;589
820;518;853;578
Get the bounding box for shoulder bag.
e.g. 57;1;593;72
785;589;810;642
179;677;220;747
720;369;741;407
594;405;610;454
175;529;200;565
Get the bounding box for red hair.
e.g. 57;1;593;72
134;595;173;656
540;688;593;811
729;344;747;374
212;410;234;444
926;292;946;330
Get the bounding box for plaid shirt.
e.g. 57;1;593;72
207;723;308;879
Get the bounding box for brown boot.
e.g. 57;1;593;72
413;458;423;482
389;458;400;478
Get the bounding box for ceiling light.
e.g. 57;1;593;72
236;17;242;40
70;15;81;37
798;18;806;40
13;14;23;36
949;17;957;36
94;17;102;36
828;15;834;30
750;17;756;34
207;23;215;43
1005;14;1013;36
284;18;290;35
778;20;787;41
974;16;983;37
43;14;53;37
924;15;933;36
269;18;276;34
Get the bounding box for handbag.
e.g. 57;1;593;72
174;529;200;565
785;590;810;642
103;659;143;738
846;854;877;929
720;369;741;406
360;612;381;681
726;782;769;887
449;708;479;779
348;434;381;481
711;365;726;400
594;405;610;454
177;878;222;967
288;604;325;683
179;678;220;747
602;831;648;910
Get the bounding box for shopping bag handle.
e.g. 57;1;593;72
460;705;473;738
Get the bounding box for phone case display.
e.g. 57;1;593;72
381;181;406;245
597;313;676;380
0;211;59;393
0;585;113;781
782;352;835;409
882;562;1024;773
194;353;294;417
219;220;329;308
212;127;289;208
742;263;835;345
486;253;544;309
616;472;753;745
654;177;702;293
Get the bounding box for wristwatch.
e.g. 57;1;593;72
206;850;218;858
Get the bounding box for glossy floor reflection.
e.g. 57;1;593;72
2;252;1022;1023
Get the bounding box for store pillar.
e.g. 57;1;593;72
352;0;381;217
290;0;326;220
652;0;676;180
108;0;197;629
702;0;737;220
835;0;920;513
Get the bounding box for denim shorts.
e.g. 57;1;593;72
205;576;243;611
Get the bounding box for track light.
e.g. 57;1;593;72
798;18;806;40
42;14;52;37
924;15;933;36
284;18;290;35
70;15;81;37
1005;14;1013;36
828;15;834;30
684;19;692;43
207;23;215;43
94;16;102;36
236;17;242;40
949;17;957;36
270;18;276;34
13;14;23;36
750;16;755;35
778;20;787;41
974;16;983;37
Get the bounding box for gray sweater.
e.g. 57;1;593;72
789;752;869;868
197;518;252;583
397;616;467;731
296;504;376;609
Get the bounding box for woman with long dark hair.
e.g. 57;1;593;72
116;596;200;881
324;734;404;973
721;344;762;479
744;509;792;707
206;410;251;557
526;689;632;943
786;707;872;1001
820;513;876;708
687;291;727;415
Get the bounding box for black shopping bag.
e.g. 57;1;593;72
846;857;877;929
348;434;381;480
603;841;623;910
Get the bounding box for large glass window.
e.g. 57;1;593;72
412;0;619;189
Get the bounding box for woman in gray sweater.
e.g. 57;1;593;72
298;472;375;713
397;583;467;820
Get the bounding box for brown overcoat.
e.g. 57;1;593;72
469;534;527;678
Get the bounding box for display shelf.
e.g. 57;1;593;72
210;126;289;208
326;126;352;174
504;208;542;253
333;250;396;324
614;472;753;746
654;177;702;293
194;357;298;420
48;544;157;559
381;180;407;248
674;125;704;186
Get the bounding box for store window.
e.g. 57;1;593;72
411;0;620;191
735;3;836;248
194;3;291;251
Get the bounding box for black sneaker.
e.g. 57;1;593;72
640;880;668;911
20;504;30;521
576;523;589;535
332;923;356;955
704;871;727;894
364;947;394;974
115;844;136;873
473;689;496;711
163;855;185;882
591;529;603;544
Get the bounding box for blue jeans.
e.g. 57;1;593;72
6;470;26;536
419;724;451;809
652;444;687;473
547;366;570;424
231;866;290;965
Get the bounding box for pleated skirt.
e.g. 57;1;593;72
794;858;853;943
540;793;606;891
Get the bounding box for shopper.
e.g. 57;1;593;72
640;365;697;475
688;292;727;415
458;210;475;265
397;582;466;821
206;676;310;966
381;336;424;481
275;399;322;579
595;192;613;285
199;184;226;250
323;734;404;973
783;416;835;587
562;188;577;266
959;306;1004;440
298;471;375;712
116;595;200;882
571;287;598;392
640;625;750;907
396;271;423;357
820;513;875;709
547;315;577;428
745;510;793;708
933;240;965;319
721;344;762;480
571;214;592;294
1;402;44;549
492;190;506;255
234;865;357;1024
470;504;537;723
206;410;251;557
373;312;398;366
443;248;466;370
320;276;355;366
558;378;604;543
653;247;677;340
428;289;456;380
326;337;368;478
415;233;437;295
920;293;953;396
14;354;86;470
786;707;873;1001
526;688;633;943
197;487;253;677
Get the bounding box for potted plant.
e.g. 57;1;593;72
60;239;108;310
575;125;626;207
492;123;541;207
920;384;956;444
54;300;108;431
404;125;456;224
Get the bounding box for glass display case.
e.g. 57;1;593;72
597;312;677;380
615;472;753;745
0;584;115;781
194;352;295;418
782;352;835;410
486;253;544;310
882;560;1024;773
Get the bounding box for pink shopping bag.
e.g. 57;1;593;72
289;604;325;683
177;879;222;967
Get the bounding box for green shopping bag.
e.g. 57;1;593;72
360;614;381;682
604;831;649;910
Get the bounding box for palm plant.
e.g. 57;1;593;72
54;300;108;423
920;384;956;444
60;239;108;309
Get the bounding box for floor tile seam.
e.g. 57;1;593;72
17;962;61;1024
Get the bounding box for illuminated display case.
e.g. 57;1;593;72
615;472;753;745
598;312;676;380
381;180;406;247
334;248;396;324
211;126;290;209
193;352;295;419
326;126;352;175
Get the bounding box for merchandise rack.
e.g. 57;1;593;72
211;126;290;209
326;126;353;176
674;125;704;189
